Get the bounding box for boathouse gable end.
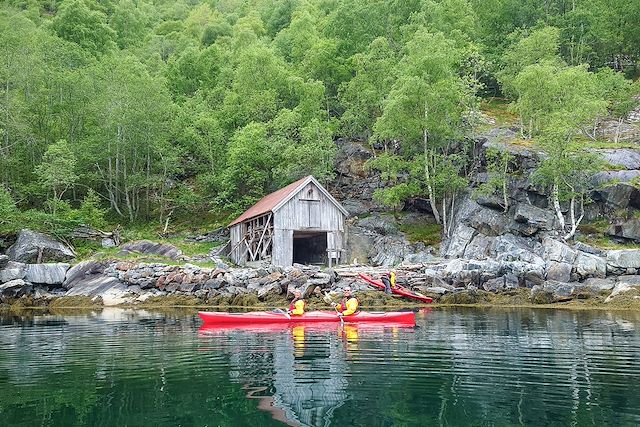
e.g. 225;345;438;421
228;176;348;267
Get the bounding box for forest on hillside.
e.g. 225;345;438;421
1;0;639;238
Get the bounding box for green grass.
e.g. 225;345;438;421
577;235;640;250
577;219;610;235
576;218;640;250
399;222;442;245
581;139;638;150
480;97;518;127
164;238;218;257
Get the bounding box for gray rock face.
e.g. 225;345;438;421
475;195;505;210
63;261;108;289
574;242;605;256
443;223;476;258
7;229;75;263
0;279;32;300
257;282;283;300
340;199;368;217
542;238;577;264
65;275;125;299
592;183;639;209
607;250;640;269
607;219;640;242
545;261;572;282
468;207;509;236
583;278;616;293
342;224;374;265
492;234;544;264
356;214;400;236
574;252;607;279
0;254;8;269
334;139;372;177
514;204;556;230
25;263;70;285
0;261;27;283
596;148;640;170
605;276;640;303
118;240;183;260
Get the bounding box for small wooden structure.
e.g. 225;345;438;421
228;176;349;267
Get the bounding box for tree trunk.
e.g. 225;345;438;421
563;195;584;241
614;117;624;143
423;107;441;224
552;181;566;232
448;193;456;237
441;196;447;237
502;160;509;212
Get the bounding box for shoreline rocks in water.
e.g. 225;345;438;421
1;249;640;309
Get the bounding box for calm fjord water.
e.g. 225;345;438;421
1;308;639;427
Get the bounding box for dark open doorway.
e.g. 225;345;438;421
293;231;327;265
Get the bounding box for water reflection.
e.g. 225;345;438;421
198;321;413;427
0;308;639;427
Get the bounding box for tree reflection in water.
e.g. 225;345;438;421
198;322;410;427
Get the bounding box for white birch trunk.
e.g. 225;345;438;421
552;182;566;232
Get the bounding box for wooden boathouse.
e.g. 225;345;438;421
228;175;349;267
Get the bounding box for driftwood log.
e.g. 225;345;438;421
71;225;121;246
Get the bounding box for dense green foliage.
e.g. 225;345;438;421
0;0;638;236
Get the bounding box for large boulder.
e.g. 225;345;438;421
7;229;75;263
0;254;8;269
0;261;26;283
607;219;640;242
65;275;126;301
118;240;183;260
573;252;607;279
531;281;579;303
491;234;544;264
591;177;640;209
606;250;640;270
0;279;33;301
583;278;616;293
257;282;283;300
545;261;572;282
542;238;577;264
605;275;640;303
25;263;70;285
467;206;509;236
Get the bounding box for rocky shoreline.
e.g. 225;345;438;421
2;250;640;311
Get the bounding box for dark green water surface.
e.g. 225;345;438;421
1;308;639;427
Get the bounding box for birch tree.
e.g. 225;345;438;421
372;29;475;232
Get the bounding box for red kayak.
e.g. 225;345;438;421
198;310;415;325
198;322;415;334
359;273;433;303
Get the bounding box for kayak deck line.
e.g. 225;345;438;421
198;310;416;325
358;273;433;303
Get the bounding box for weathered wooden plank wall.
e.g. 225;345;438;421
273;182;344;232
272;228;293;267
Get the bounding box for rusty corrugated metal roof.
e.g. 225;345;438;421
228;176;312;227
